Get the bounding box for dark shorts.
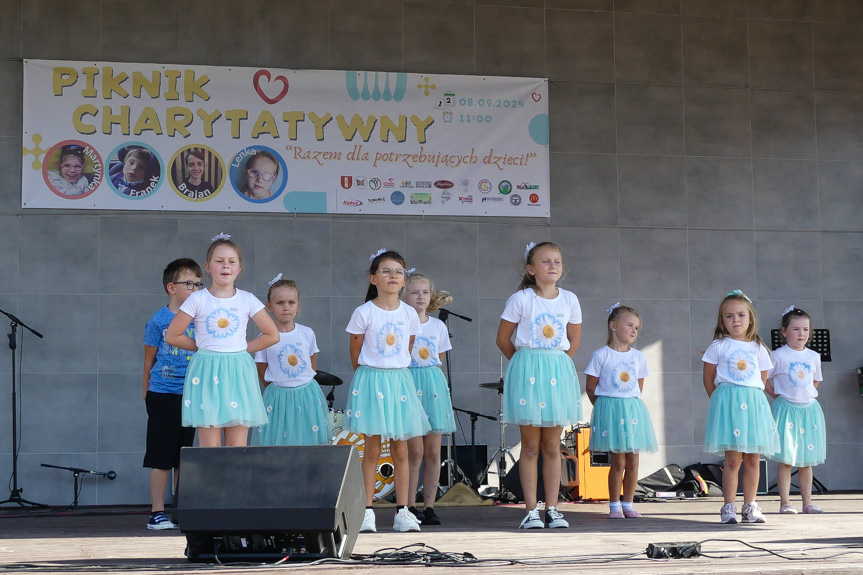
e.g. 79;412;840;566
144;391;196;470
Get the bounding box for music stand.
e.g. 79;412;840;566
0;308;47;508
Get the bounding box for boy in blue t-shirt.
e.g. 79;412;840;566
143;258;202;530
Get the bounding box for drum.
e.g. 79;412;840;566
327;410;345;439
331;429;395;501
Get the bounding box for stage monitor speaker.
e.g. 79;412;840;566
177;445;364;563
440;444;488;487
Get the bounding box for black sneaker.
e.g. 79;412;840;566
147;511;177;530
408;506;424;522
423;507;441;525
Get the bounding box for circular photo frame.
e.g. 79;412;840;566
42;140;104;199
106;142;164;200
169;145;225;202
230;146;288;204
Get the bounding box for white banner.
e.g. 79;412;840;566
22;60;550;216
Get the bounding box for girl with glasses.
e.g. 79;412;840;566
240;151;280;200
345;249;431;534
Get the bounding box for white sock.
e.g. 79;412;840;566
621;501;634;511
609;501;622;512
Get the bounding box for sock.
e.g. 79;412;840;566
396;505;406;511
366;506;373;510
621;501;633;511
609;501;622;512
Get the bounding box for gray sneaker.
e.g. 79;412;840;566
720;503;738;524
545;506;569;528
519;502;545;529
742;502;766;523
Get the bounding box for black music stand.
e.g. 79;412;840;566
0;308;47;508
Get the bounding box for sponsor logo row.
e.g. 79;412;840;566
341;190;542;208
341;176;539;196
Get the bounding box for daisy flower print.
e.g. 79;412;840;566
376;322;403;358
788;362;812;387
278;344;307;378
726;349;756;383
206;308;240;338
531;313;564;349
611;360;637;392
411;336;437;368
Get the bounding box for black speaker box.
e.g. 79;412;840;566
177;445;364;563
439;444;488;486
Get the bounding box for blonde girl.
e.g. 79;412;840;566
702;290;778;524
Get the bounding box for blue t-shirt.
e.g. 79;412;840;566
144;306;195;394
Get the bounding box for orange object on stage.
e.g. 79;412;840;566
567;426;611;501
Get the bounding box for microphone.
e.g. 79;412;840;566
40;463;117;479
438;308;472;323
104;470;118;480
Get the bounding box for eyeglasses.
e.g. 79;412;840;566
173;281;205;290
377;268;407;277
247;169;276;182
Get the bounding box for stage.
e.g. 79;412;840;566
2;494;862;574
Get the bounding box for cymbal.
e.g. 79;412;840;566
479;381;504;390
314;370;344;387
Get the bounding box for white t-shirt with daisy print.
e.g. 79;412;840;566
500;288;582;351
768;344;822;403
346;300;421;369
409;316;452;368
702;337;773;390
180;288;265;353
253;324;319;388
584;346;649;399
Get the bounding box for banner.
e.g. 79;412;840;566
22;60;550;216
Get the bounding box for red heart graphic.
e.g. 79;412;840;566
253;70;289;104
532;92;541;102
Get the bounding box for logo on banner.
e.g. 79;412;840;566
416;181;432;188
410;193;432;205
529;193;540;204
390;191;405;205
346;72;407;102
510;194;522;206
253;70;290;104
461;179;471;193
367;197;386;204
434;180;454;189
355;177;366;189
482;197;503;203
342;199;362;206
478;179;492;194
498;180;512;195
401;180;413;188
517;182;539;190
383;178;395;188
459;195;473;204
341;176;352;189
369;178;382;191
441;190;452;204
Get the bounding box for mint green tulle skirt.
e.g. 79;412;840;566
343;366;431;441
252;380;331;446
502;348;582;427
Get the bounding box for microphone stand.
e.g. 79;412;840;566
40;463;117;509
452;406;496;486
437;308;471;490
0;308;46;508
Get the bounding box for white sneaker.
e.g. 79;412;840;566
545;506;569;528
742;501;766;523
720;503;738;524
360;508;376;533
393;507;421;532
519;501;545;529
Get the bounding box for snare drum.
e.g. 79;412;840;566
327;410;345;438
331;429;395;501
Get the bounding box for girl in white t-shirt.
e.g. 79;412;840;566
252;276;330;446
402;272;455;526
496;241;582;530
166;234;279;447
766;306;826;515
585;303;657;519
346;249;431;534
702;290;778;524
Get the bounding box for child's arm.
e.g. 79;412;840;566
143;345;157;400
760;370;769;390
585;375;599;405
495;320;517;360
255;362;268;387
565;322;582;358
439;351;446;365
764;377;776;398
247;309;279;354
310;352;318;371
703;362;717;397
638;377;645;393
349;334;364;371
408;335;415;354
165;311;198;352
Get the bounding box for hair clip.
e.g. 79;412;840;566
783;305;796;316
211;232;232;242
268;273;283;287
369;248;387;261
523;241;536;261
406;268;416;277
727;289;752;303
606;302;621;314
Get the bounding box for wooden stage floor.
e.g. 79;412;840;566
2;494;863;574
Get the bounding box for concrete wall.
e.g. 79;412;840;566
1;0;863;506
